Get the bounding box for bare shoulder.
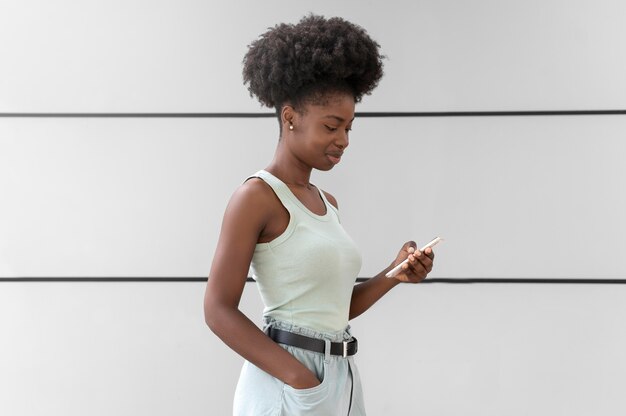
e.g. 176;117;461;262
222;176;290;245
238;176;273;199
321;190;339;210
229;177;275;216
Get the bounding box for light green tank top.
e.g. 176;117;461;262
248;170;362;333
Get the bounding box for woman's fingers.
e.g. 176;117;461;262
398;249;433;281
394;241;436;282
412;250;433;272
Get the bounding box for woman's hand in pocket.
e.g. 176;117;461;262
287;368;321;390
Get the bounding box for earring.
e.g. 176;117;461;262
289;124;294;131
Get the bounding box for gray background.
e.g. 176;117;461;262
1;0;625;414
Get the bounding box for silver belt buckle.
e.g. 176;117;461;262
342;341;348;357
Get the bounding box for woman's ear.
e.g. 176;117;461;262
281;104;297;132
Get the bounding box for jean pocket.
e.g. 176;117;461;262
283;371;328;396
282;365;331;414
282;356;330;397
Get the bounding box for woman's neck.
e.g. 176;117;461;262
265;147;312;189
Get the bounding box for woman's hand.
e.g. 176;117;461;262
287;369;321;390
391;241;435;283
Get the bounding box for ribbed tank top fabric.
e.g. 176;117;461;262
246;170;362;333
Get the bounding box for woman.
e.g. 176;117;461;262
204;14;435;415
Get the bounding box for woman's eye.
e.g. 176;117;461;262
325;125;337;132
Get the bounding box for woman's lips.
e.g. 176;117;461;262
327;154;342;164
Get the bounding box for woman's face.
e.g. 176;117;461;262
285;92;356;171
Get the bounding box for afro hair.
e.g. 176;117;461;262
242;14;384;113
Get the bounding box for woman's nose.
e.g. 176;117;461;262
337;132;349;149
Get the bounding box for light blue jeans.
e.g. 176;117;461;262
233;319;366;415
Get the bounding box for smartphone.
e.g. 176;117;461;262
385;236;443;278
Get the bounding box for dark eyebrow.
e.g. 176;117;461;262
323;115;355;123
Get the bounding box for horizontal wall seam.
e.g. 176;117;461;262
1;277;626;284
1;110;625;118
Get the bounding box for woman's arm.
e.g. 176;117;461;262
204;181;320;389
349;242;435;320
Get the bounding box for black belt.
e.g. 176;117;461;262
266;327;358;357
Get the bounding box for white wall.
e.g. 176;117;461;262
1;1;626;415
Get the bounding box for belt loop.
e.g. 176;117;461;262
324;339;331;363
